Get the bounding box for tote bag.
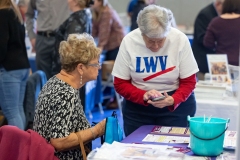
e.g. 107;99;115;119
101;111;123;144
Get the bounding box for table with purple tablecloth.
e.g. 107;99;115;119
121;125;228;160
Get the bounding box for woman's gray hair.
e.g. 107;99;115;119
137;5;173;38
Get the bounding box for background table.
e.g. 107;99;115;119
195;98;238;130
194;83;239;131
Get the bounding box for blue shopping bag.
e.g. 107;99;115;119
101;111;123;144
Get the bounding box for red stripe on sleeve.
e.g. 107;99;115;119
168;74;197;111
114;77;148;106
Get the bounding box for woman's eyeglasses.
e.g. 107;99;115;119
142;33;166;46
87;62;102;69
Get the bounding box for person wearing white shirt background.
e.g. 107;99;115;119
112;5;199;136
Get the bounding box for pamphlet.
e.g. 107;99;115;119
224;130;237;150
142;134;190;143
151;126;190;136
207;54;231;83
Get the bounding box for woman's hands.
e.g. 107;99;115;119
143;90;174;108
143;89;162;101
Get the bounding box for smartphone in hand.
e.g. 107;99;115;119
151;95;166;102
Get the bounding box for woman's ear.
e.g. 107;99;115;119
77;63;84;75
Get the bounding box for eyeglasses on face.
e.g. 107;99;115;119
87;62;102;69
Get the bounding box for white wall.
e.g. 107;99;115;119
109;0;213;27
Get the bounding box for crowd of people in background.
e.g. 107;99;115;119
192;0;240;80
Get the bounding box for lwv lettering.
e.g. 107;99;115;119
136;56;168;73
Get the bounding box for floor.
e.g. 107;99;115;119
86;106;124;149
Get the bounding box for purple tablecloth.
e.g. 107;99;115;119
121;125;218;160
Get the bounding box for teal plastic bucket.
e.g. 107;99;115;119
187;116;230;156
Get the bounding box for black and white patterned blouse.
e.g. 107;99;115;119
33;76;91;160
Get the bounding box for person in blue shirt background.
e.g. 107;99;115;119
127;0;138;17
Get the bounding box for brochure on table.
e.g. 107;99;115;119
150;126;190;136
207;54;231;83
224;130;237;150
142;126;190;144
143;126;237;150
142;134;190;143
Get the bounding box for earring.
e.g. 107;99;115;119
80;75;82;85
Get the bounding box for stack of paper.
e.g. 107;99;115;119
194;81;228;100
87;142;185;160
88;142;210;160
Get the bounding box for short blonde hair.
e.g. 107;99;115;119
59;33;101;72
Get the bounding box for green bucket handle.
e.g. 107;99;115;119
188;116;230;141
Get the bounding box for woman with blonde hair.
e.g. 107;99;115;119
0;0;30;129
91;0;125;60
33;33;106;160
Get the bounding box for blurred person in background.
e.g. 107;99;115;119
130;0;147;31
127;0;138;17
130;0;176;31
33;33;106;160
112;5;199;136
26;0;71;79
192;0;224;80
52;0;93;76
52;0;93;110
0;0;30;130
204;0;240;66
91;0;125;61
18;0;29;21
127;0;156;18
